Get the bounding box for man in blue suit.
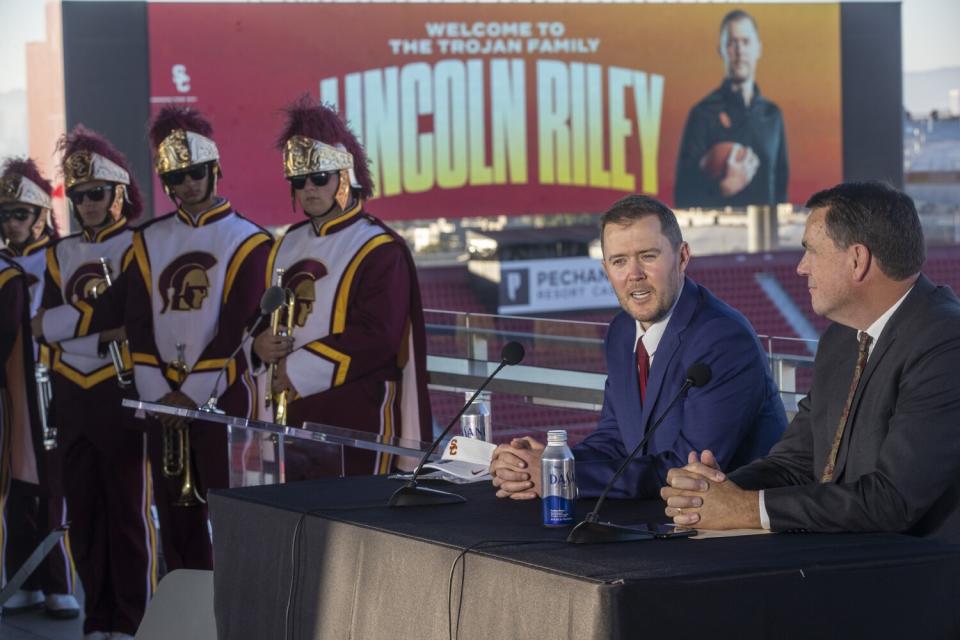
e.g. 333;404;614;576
491;195;786;499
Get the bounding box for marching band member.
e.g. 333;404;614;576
0;158;79;620
136;107;270;570
0;254;32;617
254;96;431;480
34;109;270;572
27;131;156;637
33;109;271;571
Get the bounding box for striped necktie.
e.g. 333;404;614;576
820;331;872;483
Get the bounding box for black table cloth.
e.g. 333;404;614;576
210;476;960;639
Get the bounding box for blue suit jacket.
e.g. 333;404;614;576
574;276;787;498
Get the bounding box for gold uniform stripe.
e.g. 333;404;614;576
223;232;271;304
264;238;283;289
0;267;20;290
133;352;160;366
121;246;135;272
94;217;126;243
177;200;231;228
62;522;78;592
74;299;94;337
144;456;159;593
51;350;116;389
45;247;62;289
196;200;231;226
193;357;237;386
377;381;397;475
332;235;393;334
162;358;236;388
22;235;51;257
318;200;362;236
303;341;351;387
131;232;152;296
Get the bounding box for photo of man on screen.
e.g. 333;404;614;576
674;9;789;209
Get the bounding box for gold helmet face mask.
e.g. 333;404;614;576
155;129;222;200
63;150;132;226
108;184;126;223
0;174;53;241
283;136;359;212
29;210;48;241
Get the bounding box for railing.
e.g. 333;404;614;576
422;310;817;432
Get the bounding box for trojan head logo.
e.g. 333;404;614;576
282;259;327;327
66;263;109;304
159;251;217;313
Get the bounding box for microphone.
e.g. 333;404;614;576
198;286;287;414
567;362;712;544
389;341;526;507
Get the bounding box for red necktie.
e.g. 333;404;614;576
636;338;650;404
820;331;872;483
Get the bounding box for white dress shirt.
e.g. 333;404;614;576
634;293;681;367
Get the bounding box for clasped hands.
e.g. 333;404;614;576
661;450;760;530
490;436;545;500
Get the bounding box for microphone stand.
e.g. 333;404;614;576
197;336;252;415
389;347;521;507
199;287;285;414
567;375;701;544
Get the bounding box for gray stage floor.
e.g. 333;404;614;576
1;589;84;640
0;608;83;640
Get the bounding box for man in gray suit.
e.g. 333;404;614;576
661;181;960;542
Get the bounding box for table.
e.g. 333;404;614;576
209;477;960;639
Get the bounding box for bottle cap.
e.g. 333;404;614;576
546;430;567;444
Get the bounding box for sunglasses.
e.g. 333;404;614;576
68;185;114;207
289;172;333;190
163;164;208;187
0;208;36;223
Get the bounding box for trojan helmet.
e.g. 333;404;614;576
158;251;218;313
276;95;373;211
0;157;55;243
148;106;221;201
282;259;328;327
58;125;143;224
66;263;110;304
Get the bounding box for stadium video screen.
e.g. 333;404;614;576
147;3;843;224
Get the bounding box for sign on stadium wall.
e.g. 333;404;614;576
495;257;617;314
148;3;842;225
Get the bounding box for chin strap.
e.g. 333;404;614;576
204;162;219;203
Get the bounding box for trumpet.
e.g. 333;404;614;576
264;268;296;426
34;362;57;450
163;342;204;507
96;257;133;388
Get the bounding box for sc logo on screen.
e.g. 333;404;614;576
501;269;529;305
172;64;191;93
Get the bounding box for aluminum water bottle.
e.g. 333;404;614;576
460;399;492;442
541;430;576;527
